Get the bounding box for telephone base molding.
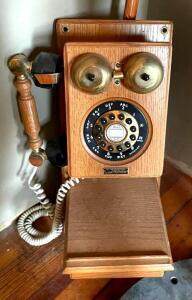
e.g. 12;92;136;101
63;178;173;279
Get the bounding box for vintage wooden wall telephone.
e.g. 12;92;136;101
8;0;174;278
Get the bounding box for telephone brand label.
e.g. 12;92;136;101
104;167;128;174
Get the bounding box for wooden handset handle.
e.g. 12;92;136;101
15;77;42;150
8;54;46;166
124;0;139;20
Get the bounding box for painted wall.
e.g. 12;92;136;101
0;0;148;230
148;1;192;176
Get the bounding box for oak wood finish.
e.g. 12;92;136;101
64;42;172;178
124;0;139;20
56;20;173;55
55;16;173;290
55;19;173;178
63;178;173;279
70;269;165;280
14;77;42;150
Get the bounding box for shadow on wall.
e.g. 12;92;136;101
148;1;192;172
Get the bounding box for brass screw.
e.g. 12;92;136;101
63;25;70;33
161;26;168;35
115;62;121;69
114;79;121;86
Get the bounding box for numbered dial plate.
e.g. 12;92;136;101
83;100;150;162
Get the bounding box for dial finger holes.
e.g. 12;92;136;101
83;100;150;162
92;108;141;155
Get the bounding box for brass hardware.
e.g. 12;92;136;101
113;63;124;80
113;72;124;80
71;53;112;94
161;26;168;35
114;79;121;86
29;149;47;167
123;52;164;93
63;25;70;32
8;53;32;79
113;63;124;86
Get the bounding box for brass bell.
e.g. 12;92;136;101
123;52;164;93
71;53;112;94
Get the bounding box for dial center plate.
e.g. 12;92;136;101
105;123;127;143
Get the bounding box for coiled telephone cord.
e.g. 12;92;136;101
17;166;79;246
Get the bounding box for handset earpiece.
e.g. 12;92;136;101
71;53;112;94
123;52;164;94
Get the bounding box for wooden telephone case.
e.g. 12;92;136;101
55;19;174;279
7;1;174;280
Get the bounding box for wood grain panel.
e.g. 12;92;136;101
55;20;173;55
94;162;192;300
63;178;173;278
59;162;192;297
64;42;172;178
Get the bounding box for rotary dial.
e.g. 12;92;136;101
93;110;139;153
83;100;151;163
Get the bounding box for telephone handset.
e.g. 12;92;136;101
8;52;81;246
8;52;64;167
